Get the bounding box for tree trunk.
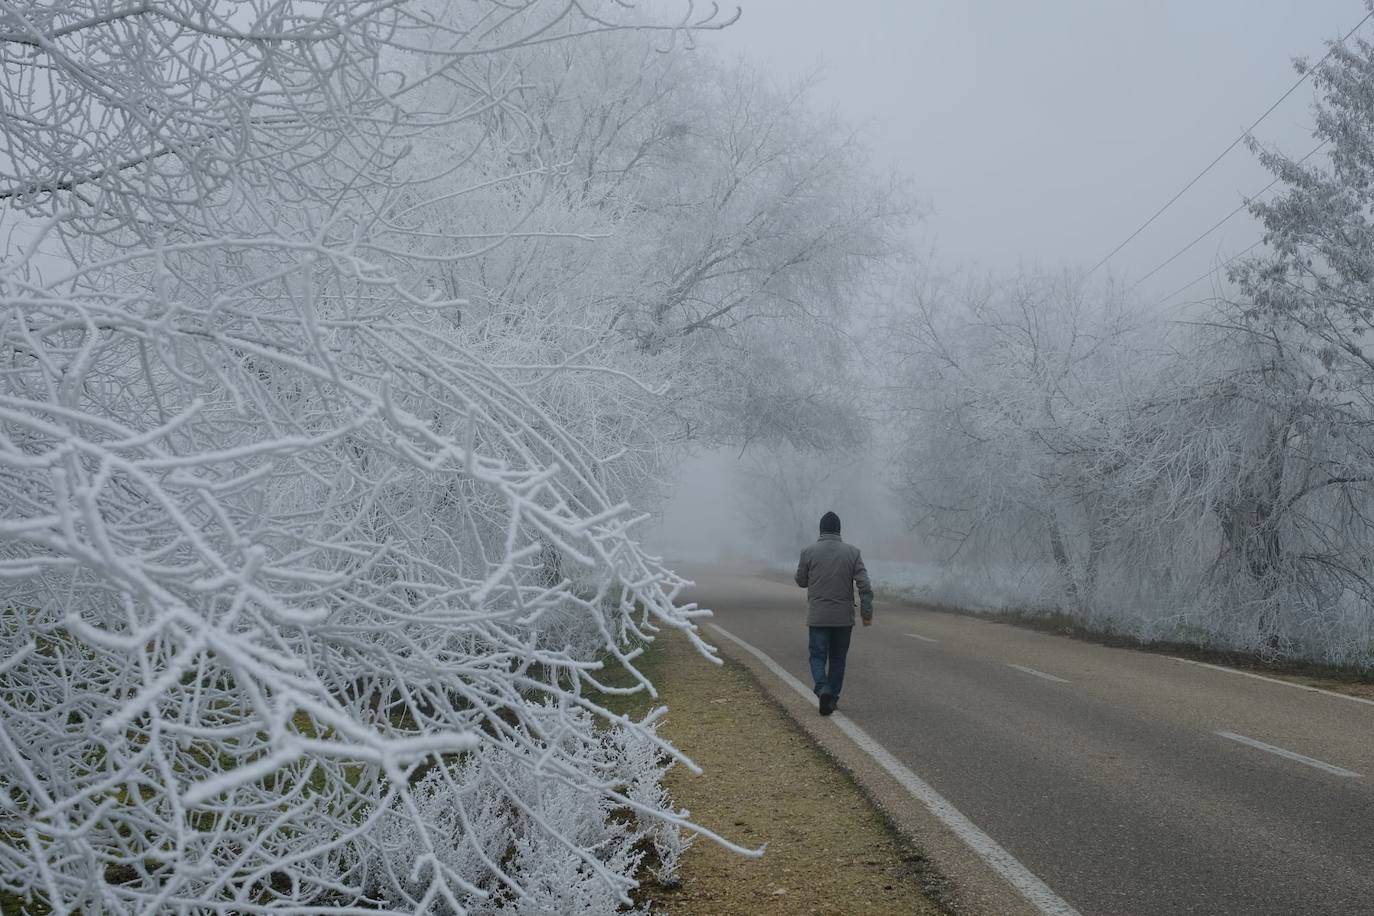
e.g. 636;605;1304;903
1047;516;1083;615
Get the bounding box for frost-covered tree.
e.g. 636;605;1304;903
1116;317;1373;658
884;270;1149;618
884;257;1374;660
733;448;854;556
1212;21;1374;659
878;16;1374;665
426;35;911;453
0;2;767;913
885;230;1374;662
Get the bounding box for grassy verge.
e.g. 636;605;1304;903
611;630;944;916
0;894;38;916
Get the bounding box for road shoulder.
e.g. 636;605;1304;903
702;624;1043;916
638;630;947;916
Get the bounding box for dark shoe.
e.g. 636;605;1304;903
819;692;835;716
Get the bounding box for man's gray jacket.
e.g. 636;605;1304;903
795;532;874;626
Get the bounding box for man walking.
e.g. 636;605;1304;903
795;511;874;716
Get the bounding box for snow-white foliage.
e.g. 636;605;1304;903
886;253;1374;664
0;228;732;913
885;271;1151;616
870;18;1374;665
372;708;685;914
0;1;769;912
434;37;910;452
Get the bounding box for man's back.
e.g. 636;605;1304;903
796;532;873;627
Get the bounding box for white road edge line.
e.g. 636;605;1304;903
1215;731;1362;778
1007;663;1069;684
709;622;1083;916
905;632;939;643
1171;657;1374;708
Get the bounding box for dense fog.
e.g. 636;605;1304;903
649;4;1374;670
3;1;1374;912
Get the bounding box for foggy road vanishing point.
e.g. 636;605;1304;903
684;572;1374;916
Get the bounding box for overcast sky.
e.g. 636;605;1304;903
703;0;1365;306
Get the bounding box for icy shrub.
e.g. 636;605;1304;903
369;705;686;914
0;237;726;913
611;721;690;886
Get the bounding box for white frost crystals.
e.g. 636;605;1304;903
0;238;709;912
0;0;744;912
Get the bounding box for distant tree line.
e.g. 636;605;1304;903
881;35;1374;668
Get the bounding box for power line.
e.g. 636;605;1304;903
1086;9;1373;277
1155;238;1264;305
1152;135;1328;305
1130;139;1327;291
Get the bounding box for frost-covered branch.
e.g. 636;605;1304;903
0;1;764;912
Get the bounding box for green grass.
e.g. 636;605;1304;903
588;637;670;722
1;890;50;915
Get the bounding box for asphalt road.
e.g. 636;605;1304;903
682;570;1374;916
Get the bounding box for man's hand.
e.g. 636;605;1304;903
862;617;872;627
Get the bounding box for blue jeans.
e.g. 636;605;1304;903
808;625;853;700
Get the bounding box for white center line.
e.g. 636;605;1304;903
905;632;939;643
1008;663;1070;684
1172;657;1374;708
710;623;1083;916
1216;731;1361;778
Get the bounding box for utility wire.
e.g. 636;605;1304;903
1130;139;1328;291
1087;9;1373;277
1155;238;1264;306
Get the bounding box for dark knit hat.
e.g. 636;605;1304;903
819;511;841;534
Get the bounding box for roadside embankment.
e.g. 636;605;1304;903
621;630;947;916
